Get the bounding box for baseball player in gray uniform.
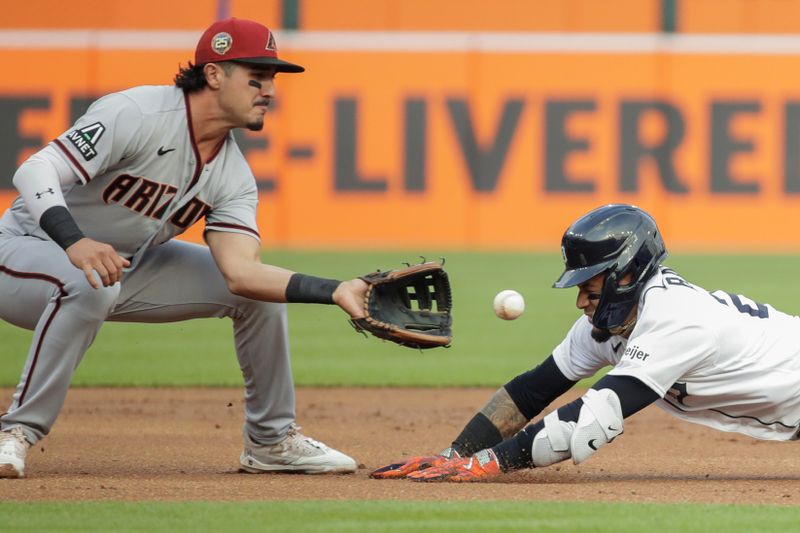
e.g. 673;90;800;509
372;204;800;482
0;18;368;478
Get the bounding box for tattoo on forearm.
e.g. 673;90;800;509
479;388;528;438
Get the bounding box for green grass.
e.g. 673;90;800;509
3;500;800;532
2;251;800;387
4;252;800;526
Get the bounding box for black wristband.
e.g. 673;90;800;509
493;421;540;471
451;412;504;457
285;273;341;304
39;205;85;250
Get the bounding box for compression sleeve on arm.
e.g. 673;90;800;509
13;145;81;222
591;374;659;418
493;374;658;471
503;355;578;420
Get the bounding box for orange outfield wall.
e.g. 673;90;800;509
0;0;282;29
9;0;800;33
4;39;800;250
0;0;657;32
299;0;658;32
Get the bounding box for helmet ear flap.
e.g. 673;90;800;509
595;268;631;329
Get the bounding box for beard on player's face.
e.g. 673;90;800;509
246;119;264;131
590;308;639;343
591;327;612;343
245;99;270;131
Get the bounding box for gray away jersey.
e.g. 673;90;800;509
6;85;260;260
552;266;800;441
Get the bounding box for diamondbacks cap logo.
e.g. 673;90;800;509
65;122;105;161
212;32;233;55
266;31;277;51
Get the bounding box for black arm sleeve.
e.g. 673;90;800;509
503;355;578;420
493;374;658;471
592;374;659;417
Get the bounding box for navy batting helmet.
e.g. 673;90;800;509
553;204;668;330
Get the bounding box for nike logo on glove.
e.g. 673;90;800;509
588;439;599;451
157;146;176;156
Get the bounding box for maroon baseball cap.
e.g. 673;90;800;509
195;18;304;73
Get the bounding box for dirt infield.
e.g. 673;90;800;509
1;387;799;504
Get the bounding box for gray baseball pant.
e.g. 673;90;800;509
0;229;295;446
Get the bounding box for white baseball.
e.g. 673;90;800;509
493;290;525;320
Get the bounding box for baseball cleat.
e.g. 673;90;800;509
239;424;356;474
0;427;30;479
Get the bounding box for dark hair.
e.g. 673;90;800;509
174;62;207;93
174;61;236;93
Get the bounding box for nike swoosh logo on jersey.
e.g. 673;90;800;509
157;146;176;156
612;341;622;353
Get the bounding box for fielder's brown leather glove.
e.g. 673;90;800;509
350;261;452;349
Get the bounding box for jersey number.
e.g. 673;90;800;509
709;290;769;318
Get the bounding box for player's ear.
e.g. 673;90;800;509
203;63;224;90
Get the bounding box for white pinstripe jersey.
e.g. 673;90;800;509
7;85;260;259
552;266;800;441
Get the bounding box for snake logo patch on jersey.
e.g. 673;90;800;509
66;122;105;161
212;32;233;55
